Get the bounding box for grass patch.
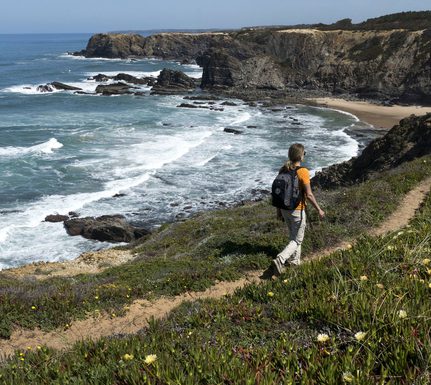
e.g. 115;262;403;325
1;161;430;383
0;156;429;340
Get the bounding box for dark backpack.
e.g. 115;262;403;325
271;167;303;210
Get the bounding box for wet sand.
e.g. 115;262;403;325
310;97;431;129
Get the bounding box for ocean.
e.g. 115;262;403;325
0;33;369;269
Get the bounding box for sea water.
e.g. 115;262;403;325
0;33;369;269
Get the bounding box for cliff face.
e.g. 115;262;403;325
75;32;234;61
236;29;431;102
312;113;431;188
75;27;431;102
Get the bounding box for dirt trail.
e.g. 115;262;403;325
1;177;430;360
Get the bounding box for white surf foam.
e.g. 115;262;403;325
59;53;131;62
0;138;63;158
1;84;61;95
184;71;203;79
312;105;360;122
86;70;161;79
110;130;214;177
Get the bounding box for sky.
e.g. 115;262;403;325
1;0;430;33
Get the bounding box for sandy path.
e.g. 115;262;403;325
1;177;430;360
309;97;431;129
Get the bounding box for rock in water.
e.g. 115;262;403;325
37;82;82;92
36;84;54;93
224;128;243;135
112;73;148;84
64;215;150;243
95;82;133;96
44;214;69;223
151;69;197;95
50;82;82;91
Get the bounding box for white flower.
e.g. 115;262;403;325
360;275;368;281
144;354;157;365
398;310;407;319
354;331;367;341
317;333;330;343
342;372;354;383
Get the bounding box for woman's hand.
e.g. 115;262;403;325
318;209;325;219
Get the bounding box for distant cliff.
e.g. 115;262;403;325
74;12;431;103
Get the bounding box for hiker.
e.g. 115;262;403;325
271;143;325;275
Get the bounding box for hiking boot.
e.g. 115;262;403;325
259;265;275;280
272;257;285;276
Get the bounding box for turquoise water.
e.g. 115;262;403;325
0;34;365;269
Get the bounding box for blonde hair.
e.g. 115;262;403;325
281;143;305;171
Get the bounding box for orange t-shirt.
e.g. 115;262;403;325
295;167;310;210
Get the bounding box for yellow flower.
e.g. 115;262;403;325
144;354;157;365
427;269;431;276
283;279;288;284
267;291;274;297
387;245;394;251
317;333;330;343
398;310;407;319
31;306;37;310
346;244;352;250
376;283;384;289
94;295;99;300
354;331;367;341
360;275;368;281
342;372;354;383
428;283;431;289
122;354;134;361
422;258;430;266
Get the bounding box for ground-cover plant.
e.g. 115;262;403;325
1;177;430;384
0;156;430;340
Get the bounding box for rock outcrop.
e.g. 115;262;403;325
74;32;231;61
37;82;83;93
151;69;198;95
95;82;135;96
44;214;69;223
64;215;150;243
88;73;155;85
312;113;431;188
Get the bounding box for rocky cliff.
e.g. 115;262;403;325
74;32;234;62
312;113;431;188
74;12;431;103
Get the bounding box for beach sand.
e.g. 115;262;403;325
310;97;431;129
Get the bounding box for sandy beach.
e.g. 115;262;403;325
310;97;431;129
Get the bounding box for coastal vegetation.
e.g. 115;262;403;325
0;154;430;383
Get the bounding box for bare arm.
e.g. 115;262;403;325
304;183;325;219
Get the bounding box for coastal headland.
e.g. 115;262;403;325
74;12;431;107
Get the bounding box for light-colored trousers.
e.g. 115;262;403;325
277;209;306;265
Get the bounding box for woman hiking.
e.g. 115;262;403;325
271;143;325;275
